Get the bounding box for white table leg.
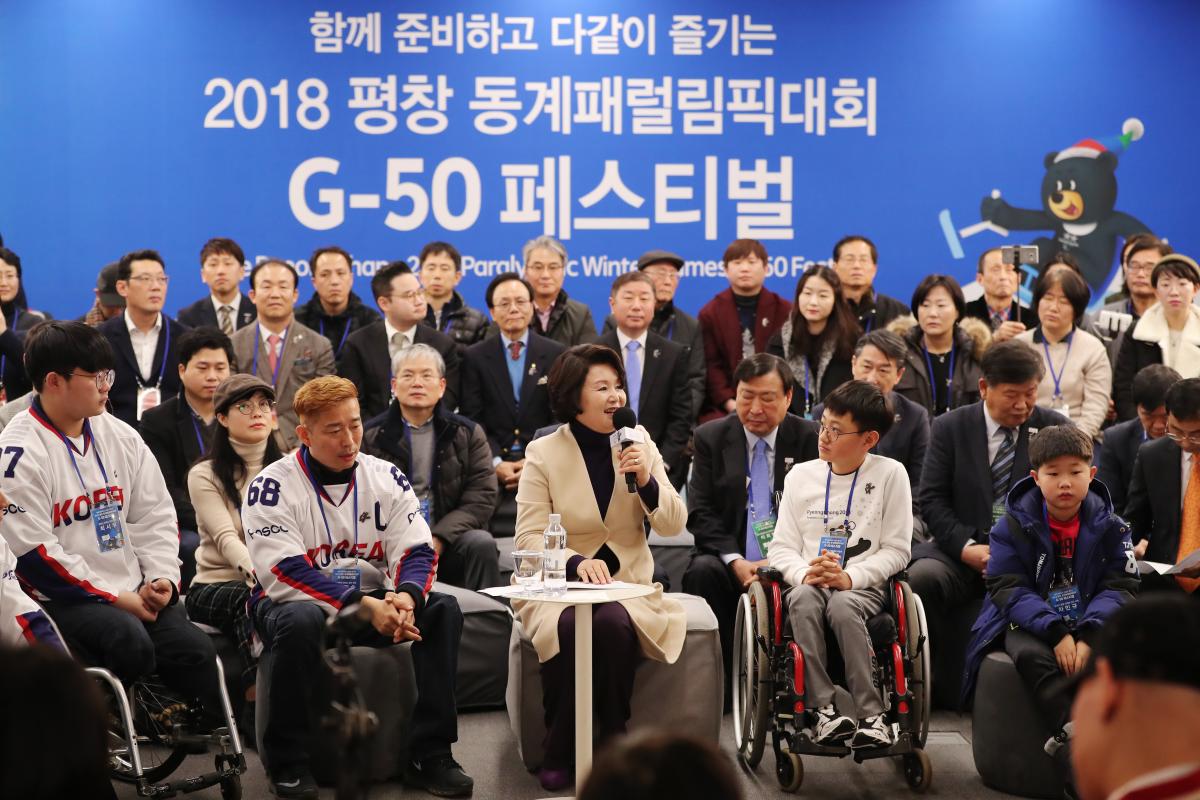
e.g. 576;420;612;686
574;602;593;789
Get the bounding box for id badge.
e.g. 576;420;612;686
419;496;431;524
1050;395;1070;417
93;500;125;552
331;558;361;590
1048;584;1081;624
818;532;849;564
991;502;1007;527
136;386;161;421
751;516;776;557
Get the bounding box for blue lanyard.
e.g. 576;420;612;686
1041;328;1075;399
823;463;861;531
319;317;353;358
189;413;207;454
136;318;171;388
863;315;874;334
34;405;115;505
250;324;288;388
802;361;813;416
923;345;956;410
300;448;359;551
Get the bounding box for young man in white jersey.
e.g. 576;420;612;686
1;512;64;648
0;321;221;715
769;380;913;749
244;375;471;799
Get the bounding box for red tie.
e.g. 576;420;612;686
267;334;281;376
508;340;523;361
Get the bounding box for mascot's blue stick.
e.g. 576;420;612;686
938;209;965;259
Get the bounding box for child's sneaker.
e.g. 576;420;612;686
850;713;893;749
812;705;855;744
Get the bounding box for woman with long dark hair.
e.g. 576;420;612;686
0;246;51;402
767;265;861;418
185;374;282;715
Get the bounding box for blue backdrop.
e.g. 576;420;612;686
2;0;1198;323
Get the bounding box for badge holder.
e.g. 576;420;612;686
818;522;853;565
93;499;126;552
751;516;777;558
136;386;162;421
1048;583;1081;624
419;497;431;524
332;558;362;590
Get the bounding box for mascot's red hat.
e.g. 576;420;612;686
1054;118;1145;163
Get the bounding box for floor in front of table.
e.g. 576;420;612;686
113;708;1023;799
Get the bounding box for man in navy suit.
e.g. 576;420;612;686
682;354;819;697
98;249;190;427
598;272;692;489
176;238;256;334
459;272;566;538
910;340;1069;707
1097;364;1180;515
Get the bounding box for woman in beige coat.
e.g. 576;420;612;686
513;344;687;791
1016;267;1112;439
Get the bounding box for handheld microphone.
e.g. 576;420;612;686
612;406;639;494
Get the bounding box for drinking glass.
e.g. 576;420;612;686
512;550;544;596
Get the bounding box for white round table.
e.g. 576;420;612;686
519;583;654;790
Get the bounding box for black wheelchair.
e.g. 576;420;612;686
732;566;932;793
88;657;246;798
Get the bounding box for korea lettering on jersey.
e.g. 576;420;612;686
0;536;64;648
0;402;181;604
244;448;438;615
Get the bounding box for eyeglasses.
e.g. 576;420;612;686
1166;429;1200;445
818;424;866;442
69;369;116;389
232;399;276;416
526;262;564;274
127;275;170;286
838;256;874;266
494;299;531;310
389;289;427;302
643;267;680;282
1126;260;1158;274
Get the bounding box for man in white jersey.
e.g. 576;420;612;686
0;321;221;716
1;516;64;648
769;380;912;749
245;375;472;799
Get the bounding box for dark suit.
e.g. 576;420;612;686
1124;435;1184;565
681;413;820;689
98;314;190;427
337;321;460;420
598;330;692;489
176;294;256;332
963;296;1036;332
1097;418;1148;516
603;301;705;421
140;396;215;590
910;401;1069;707
460;331;566;537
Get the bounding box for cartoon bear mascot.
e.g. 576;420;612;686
980;118;1152;296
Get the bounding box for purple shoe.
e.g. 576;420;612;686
537;765;572;792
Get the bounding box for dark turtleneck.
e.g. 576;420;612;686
305;448;356;485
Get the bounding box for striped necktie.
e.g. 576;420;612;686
991;427;1016;502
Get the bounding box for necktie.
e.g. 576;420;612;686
625;340;642;413
991;427;1016;502
218;305;233;336
989;307;1007;331
508;340;523;361
1177;452;1200;593
746;438;771;561
267;334;281;377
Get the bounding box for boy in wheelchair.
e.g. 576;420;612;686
769;380;913;749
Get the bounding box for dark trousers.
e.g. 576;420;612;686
539;603;639;769
1003;628;1073;732
186;580;255;692
253;590;462;775
907;555;986;707
179;528;200;593
436;528;503;590
681;553;740;696
46;600;223;725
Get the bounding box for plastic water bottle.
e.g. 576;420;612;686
543;513;567;596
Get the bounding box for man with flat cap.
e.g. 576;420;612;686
1069;594;1200;800
603;250;704;421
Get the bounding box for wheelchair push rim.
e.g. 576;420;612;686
732;580;771;768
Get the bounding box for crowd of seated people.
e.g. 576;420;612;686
0;228;1198;798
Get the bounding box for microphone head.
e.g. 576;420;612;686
612;406;637;430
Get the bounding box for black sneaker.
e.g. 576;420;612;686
406;754;474;797
270;768;318;799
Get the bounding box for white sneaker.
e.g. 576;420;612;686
850;713;893;749
812;705;856;745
